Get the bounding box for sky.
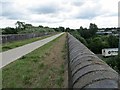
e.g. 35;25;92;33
0;0;119;29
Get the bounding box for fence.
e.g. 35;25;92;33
1;32;54;44
67;33;119;89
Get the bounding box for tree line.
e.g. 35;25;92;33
2;22;119;54
2;21;55;34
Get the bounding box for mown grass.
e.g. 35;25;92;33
1;34;57;52
2;33;66;88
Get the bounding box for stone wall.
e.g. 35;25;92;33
67;33;119;89
1;32;54;44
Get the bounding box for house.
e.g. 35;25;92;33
96;31;112;35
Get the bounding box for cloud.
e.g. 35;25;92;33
101;13;118;17
29;14;64;23
73;2;103;19
0;0;119;28
29;4;60;14
2;10;24;20
75;10;99;19
1;1;29;20
70;1;85;6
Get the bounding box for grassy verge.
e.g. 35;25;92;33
1;33;57;52
2;33;67;88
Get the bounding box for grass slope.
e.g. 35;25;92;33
2;33;67;88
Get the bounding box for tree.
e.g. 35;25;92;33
59;26;65;32
70;31;88;46
53;28;61;32
2;27;18;34
77;23;98;39
80;26;84;30
77;26;83;33
88;36;110;54
89;23;98;36
24;24;33;29
15;21;25;30
88;37;103;53
79;28;91;39
38;25;43;28
108;35;119;48
66;27;70;32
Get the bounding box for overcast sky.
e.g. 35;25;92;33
0;0;119;29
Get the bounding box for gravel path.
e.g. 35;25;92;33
0;33;64;68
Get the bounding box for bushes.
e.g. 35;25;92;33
87;36;110;54
86;35;119;54
103;56;120;73
2;27;18;34
2;21;55;34
108;35;119;48
2;27;55;34
18;27;55;34
70;31;88;46
88;37;104;54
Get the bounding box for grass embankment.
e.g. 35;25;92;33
2;33;68;88
1;33;57;52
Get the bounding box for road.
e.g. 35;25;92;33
0;33;64;68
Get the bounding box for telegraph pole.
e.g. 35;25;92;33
118;30;120;57
118;2;120;57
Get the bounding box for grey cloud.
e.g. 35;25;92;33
74;6;102;19
71;1;85;6
2;2;26;20
31;19;63;23
2;12;25;20
29;4;60;14
75;11;99;19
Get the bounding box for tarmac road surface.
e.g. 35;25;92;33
0;33;64;68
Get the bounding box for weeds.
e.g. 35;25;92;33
2;34;65;88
